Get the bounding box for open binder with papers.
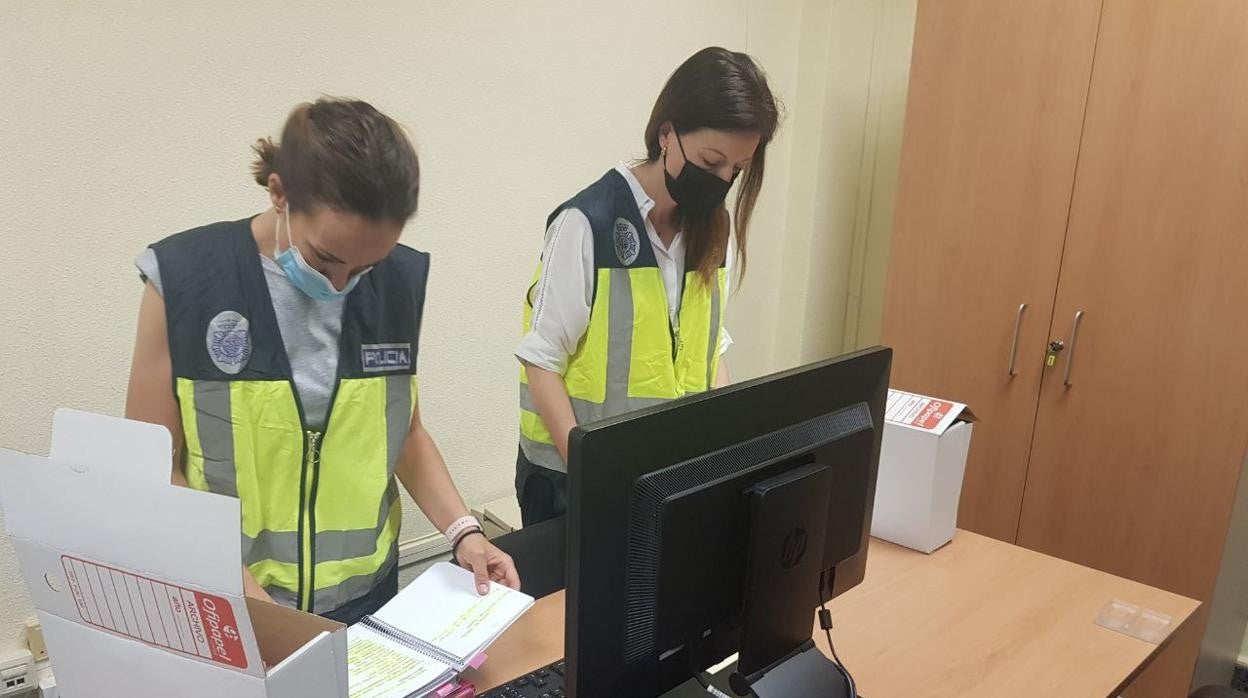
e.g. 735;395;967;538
347;562;534;698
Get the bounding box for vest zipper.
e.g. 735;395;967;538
298;430;322;612
300;378;343;614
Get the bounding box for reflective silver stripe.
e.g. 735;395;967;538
521;397;670;470
266;586;298;608
313;480;400;563
242;530;298;566
379;478;400;531
605;268;634;414
312;546;399;614
519;383;609;418
520;437;567;473
259;485;400;610
313;530;385;565
193;381;237;497
602;270;669;413
609;396;672;414
519;384;667;420
385;374;412;478
706;274;722;388
245;483;399;566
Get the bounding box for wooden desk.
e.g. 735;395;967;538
467;531;1200;697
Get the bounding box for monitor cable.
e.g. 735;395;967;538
819;571;859;697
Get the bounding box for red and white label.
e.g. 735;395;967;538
886;390;961;432
60;555;248;670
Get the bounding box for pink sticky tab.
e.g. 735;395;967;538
435;680;474;698
468;652;488;670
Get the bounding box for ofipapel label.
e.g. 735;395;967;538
61;555;249;670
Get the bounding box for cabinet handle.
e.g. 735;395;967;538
1008;303;1028;377
1064;310;1085;388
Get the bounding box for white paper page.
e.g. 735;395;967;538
373;562;534;663
347;626;453;698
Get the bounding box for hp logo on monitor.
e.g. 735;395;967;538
780;526;809;570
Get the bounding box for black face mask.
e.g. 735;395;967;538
663;130;738;216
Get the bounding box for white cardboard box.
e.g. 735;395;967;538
871;389;977;554
0;410;349;698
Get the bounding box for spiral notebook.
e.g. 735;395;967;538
347;562;535;698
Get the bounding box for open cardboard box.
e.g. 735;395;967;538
0;410;349;698
870;389;977;554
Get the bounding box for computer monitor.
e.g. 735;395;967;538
564;347;891;697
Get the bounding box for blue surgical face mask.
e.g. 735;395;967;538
273;206;369;301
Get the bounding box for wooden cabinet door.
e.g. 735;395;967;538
882;0;1101;541
1017;1;1248;695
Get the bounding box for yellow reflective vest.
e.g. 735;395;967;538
520;170;725;471
152;219;427;614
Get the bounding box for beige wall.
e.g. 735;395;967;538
735;0;916;374
0;0;914;654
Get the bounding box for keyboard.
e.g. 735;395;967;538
479;659;566;698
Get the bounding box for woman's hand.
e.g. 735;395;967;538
454;533;521;595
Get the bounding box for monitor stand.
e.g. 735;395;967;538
732;641;852;697
662;651;853;698
728;463;855;698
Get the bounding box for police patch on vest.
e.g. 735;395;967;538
362;343;412;372
206;311;252;375
613;218;641;266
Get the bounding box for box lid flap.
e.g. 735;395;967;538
885;389;976;435
50;409;173;487
0;410;248;594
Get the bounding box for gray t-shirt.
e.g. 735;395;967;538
136;247;343;430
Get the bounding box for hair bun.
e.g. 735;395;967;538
250;137;279;187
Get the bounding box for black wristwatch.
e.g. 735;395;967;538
452;528;486;564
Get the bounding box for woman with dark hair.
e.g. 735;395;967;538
126;98;519;624
516;47;782;525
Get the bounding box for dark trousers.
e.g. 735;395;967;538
320;563;398;625
515;446;568;527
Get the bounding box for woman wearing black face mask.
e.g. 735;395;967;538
514;47;781;525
